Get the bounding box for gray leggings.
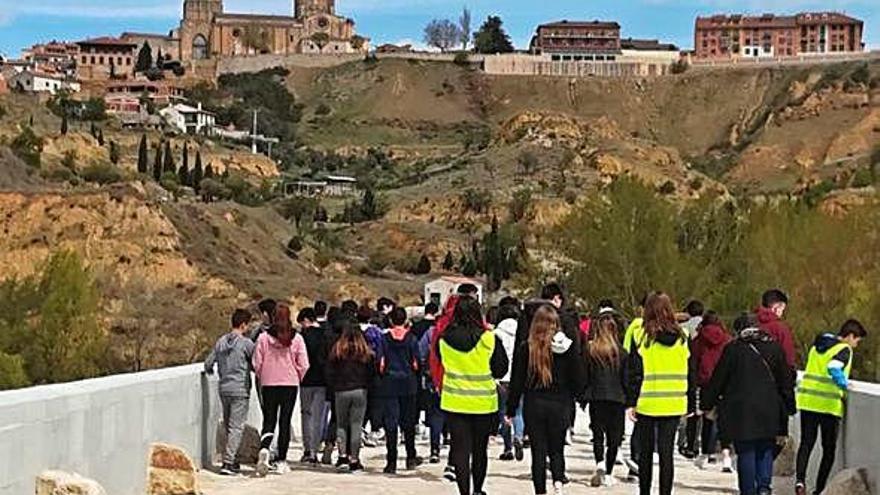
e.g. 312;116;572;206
335;389;368;460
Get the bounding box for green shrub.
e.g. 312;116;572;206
0;350;30;390
80;162;123;185
314;103;331;116
453;52;470;66
670;60;689;75
10;126;43;167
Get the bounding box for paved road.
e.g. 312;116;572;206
201;417;795;495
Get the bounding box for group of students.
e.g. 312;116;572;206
204;284;868;495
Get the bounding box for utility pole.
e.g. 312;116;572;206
251;109;259;155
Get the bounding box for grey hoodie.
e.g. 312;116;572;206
205;332;256;398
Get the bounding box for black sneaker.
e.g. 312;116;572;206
406;456;423;470
514;439;524;461
336;456;350;471
349;461;364;473
383;464;397;475
429;452;441;464
300;453;313;464
499;451;514;461
219;463;239;476
443;465;457;482
679;447;697;460
321;446;334;465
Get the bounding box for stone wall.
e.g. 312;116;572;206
483;53;673;77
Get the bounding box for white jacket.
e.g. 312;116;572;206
494;318;518;382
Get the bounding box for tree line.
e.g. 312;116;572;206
424;8;514;54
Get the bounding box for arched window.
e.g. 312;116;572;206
192;34;208;60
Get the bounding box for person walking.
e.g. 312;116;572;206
253;304;310;476
621;293;647;480
417;313;445;464
204;309;255;476
508;305;586;495
689;311;733;470
582;312;630;488
377;307;423;474
298;308;329;464
494;303;523;462
795;320;868;495
701;314;795;495
326;316;377;474
439;296;509;495
626;292;695;495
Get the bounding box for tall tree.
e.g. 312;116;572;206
204;163;215;180
155;48;164;70
177;162;190;187
473;15;514;54
459;7;472;50
163;141;175;174
137;134;148;175
182;142;189;176
60;114;68;135
192;150;204;191
442;250;455;271
109;141;120;165
424;19;461;52
135;42;153;73
152;142;163;181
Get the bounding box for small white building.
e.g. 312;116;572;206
160;103;216;135
8;70;80;94
424;276;485;309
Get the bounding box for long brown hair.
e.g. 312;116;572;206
588;314;621;369
643;292;685;344
270;304;294;347
330;318;373;364
527;305;559;388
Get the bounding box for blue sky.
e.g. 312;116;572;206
0;0;876;57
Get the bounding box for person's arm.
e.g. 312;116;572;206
828;347;852;390
490;334;509;380
203;342;217;375
779;324;798;370
624;348;643;408
506;343;527;418
771;344;796;415
252;337;264;377
410;336;421;373
294;335;310;382
701;344;732;411
687;345;698;414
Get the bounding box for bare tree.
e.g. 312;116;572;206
459;7;472;50
424;19;461;53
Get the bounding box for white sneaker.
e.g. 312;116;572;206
602;474;617;487
694;454;708;470
721;450;734;473
274;462;290;475
653;453;660;464
553;481;565;495
256;448;271;477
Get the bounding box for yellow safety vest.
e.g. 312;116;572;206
440;331;498;414
797;341;852;418
636;335;689;417
623;318;645;353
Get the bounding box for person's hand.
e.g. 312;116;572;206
504;416;513;426
626;408;638;423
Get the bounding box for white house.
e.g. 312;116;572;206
160;103;216;135
8;70;80;94
424;276;485;309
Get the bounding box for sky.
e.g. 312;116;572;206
0;0;877;57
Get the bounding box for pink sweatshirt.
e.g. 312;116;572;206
253;332;310;387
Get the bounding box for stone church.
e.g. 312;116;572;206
177;0;367;61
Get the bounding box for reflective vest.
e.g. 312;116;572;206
636;336;689;417
797;342;852;418
440;331;498;414
623;318;645;353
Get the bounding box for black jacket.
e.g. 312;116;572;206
326;355;376;393
516;300;583;356
300;326;328;387
507;334;587;417
582;342;631;406
625;330;697;412
701;329;796;442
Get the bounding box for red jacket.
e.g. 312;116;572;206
429;295;460;391
692;322;731;387
756;306;797;369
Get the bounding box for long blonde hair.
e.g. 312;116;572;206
589;314;621;369
528;305;559;388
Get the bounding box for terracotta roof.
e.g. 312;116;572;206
76;37;137;47
539;20;621;29
796;12;862;25
696;11;862;29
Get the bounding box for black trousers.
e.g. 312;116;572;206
686;414;719;455
382;395;418;466
525;396;571;494
796;410;840;493
260;386;298;462
590;400;625;473
637;414;679;495
447;412;495;495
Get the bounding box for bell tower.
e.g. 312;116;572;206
295;0;335;18
183;0;223;21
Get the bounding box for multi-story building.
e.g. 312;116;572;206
695;12;864;59
530;20;622;61
7;70;81;94
75;37;138;80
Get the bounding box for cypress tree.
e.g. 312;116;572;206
442;250;455;271
163;141;174;174
60;114;68;135
135;42;153;73
109;141;120;165
152;142;163;181
96;129;104;146
192;150;204;191
177;162;189;187
137;134;148;174
204;163;215;180
182;142;189;176
415;254;432;275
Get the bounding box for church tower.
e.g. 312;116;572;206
183;0;223;21
295;0;335;18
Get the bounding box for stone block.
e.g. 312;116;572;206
214;418;261;465
35;470;106;495
147;443;199;495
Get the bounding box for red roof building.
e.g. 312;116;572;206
75;37;138;80
530;20;622;61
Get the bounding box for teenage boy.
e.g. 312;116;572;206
795;320;868;495
205;308;256;475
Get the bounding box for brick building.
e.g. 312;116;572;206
76;37;137;80
695;12;864;59
530;20;622;61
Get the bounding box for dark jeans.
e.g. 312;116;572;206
426;392;445;454
260;386;298;462
525;396;571;494
637;414;679;495
323;393;337;445
687;414;718;455
382;395;418;466
796;410;840;493
735;439;775;495
590;400;625;473
447;412;495;495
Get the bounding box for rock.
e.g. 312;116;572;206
822;467;877;495
35;470;106;495
148;443;199;495
773;435;796;477
215;419;261;465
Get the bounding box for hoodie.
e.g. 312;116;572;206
626;330;697;412
429;295;462;390
812;333;852;390
252;332;310;387
692;322;732;387
378;326;420;397
757;306;797;370
494;318;518;382
205;332;256;398
506;330;586;417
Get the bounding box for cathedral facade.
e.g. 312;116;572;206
178;0;367;62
